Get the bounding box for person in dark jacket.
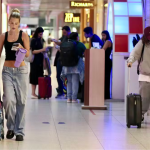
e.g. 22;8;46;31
54;26;71;98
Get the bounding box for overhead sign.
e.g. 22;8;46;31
70;1;94;9
64;13;80;23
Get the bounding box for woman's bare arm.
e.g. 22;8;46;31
22;32;30;57
32;48;46;54
0;34;5;57
102;40;112;50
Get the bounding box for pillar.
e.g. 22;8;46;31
0;0;2;34
145;0;150;27
80;9;85;42
107;0;144;99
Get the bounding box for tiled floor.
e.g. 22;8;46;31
0;57;150;150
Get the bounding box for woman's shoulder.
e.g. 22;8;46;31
0;33;6;41
106;40;112;44
22;31;29;39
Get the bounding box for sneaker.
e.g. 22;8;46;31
6;130;14;139
72;100;78;103
16;135;24;141
55;93;64;99
67;99;72;103
31;95;38;99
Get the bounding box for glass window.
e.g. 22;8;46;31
114;2;128;16
115;17;129;33
128;3;142;16
129;34;142;52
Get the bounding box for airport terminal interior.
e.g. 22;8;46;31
0;0;150;150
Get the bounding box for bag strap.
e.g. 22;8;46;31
137;44;145;75
5;32;8;42
19;30;23;40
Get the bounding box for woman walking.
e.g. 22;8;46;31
0;8;29;141
127;26;150;121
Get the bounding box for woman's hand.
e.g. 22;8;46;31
127;63;132;67
43;47;50;52
17;43;24;50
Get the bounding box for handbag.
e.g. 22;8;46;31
24;49;34;63
24;39;40;63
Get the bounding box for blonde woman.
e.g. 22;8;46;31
0;8;47;141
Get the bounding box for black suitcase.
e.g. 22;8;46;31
126;94;142;128
126;68;142;128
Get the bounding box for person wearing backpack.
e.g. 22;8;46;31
127;26;150;121
61;32;86;103
53;26;71;99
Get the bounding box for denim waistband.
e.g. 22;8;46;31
3;65;28;73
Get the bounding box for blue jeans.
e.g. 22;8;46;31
56;60;64;94
2;66;28;136
67;74;79;100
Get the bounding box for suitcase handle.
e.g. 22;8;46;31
128;67;131;95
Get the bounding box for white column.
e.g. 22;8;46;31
145;0;150;27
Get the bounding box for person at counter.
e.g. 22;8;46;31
83;27;103;48
101;30;112;99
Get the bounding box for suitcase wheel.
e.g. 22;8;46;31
127;124;130;128
1;134;4;139
137;124;141;128
38;95;41;99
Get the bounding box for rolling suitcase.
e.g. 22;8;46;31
126;68;142;128
38;76;52;99
0;97;4;140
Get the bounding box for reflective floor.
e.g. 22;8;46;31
0;57;150;150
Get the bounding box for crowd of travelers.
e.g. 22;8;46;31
2;7;150;142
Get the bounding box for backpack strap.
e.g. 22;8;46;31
137;44;145;75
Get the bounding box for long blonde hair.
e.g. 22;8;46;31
9;8;21;21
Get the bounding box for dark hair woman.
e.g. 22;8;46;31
101;30;113;99
0;8;29;141
61;32;86;103
127;26;150;121
30;27;49;99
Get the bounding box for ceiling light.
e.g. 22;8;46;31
104;3;108;7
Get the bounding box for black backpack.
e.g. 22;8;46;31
60;40;79;67
132;34;140;47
